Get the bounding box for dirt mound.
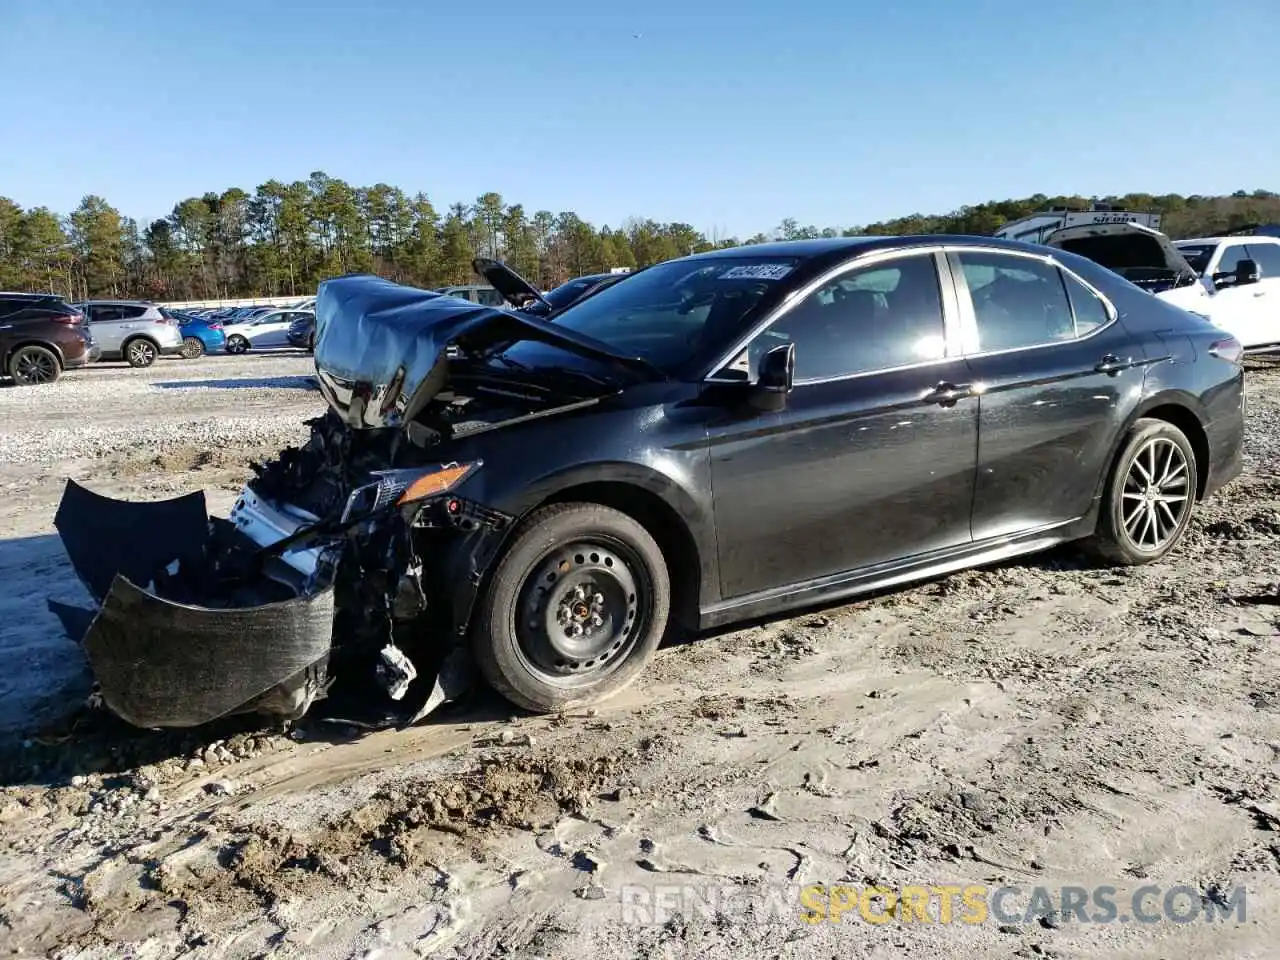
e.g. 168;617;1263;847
162;749;630;913
1202;510;1280;539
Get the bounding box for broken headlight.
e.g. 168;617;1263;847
341;461;481;520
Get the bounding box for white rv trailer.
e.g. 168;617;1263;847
995;204;1162;245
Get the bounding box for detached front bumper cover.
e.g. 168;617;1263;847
53;480;336;729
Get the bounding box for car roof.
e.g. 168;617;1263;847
80;299;155;305
676;234;1057;265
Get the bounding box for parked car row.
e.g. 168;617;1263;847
0;293;322;385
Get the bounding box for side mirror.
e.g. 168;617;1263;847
750;342;795;411
1214;259;1260;287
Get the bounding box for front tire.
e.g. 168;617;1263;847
472;502;671;713
125;338;157;368
1083;418;1198;565
181;336;205;359
9;344;61;385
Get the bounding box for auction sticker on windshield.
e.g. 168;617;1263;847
719;263;794;281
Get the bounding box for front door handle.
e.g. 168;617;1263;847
1094;354;1134;375
1254;291;1266;298
921;381;973;407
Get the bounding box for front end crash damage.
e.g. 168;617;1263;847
54;427;512;730
52;273;633;731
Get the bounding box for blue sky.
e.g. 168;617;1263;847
1;0;1277;237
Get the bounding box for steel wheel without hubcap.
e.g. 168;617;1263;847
127;340;156;367
514;539;651;688
11;346;58;385
1119;436;1190;552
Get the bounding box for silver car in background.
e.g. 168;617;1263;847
74;300;185;367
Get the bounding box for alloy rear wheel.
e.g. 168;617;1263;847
9;345;61;385
1082;418;1198;565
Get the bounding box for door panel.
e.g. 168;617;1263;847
1209;243;1270;347
707;250;976;600
248;314;291;347
88;306;125;352
949;250;1147;539
709;365;978;598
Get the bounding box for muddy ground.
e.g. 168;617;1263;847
2;352;1280;959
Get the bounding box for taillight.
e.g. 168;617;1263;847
1209;337;1244;364
51;313;82;324
209;323;223;331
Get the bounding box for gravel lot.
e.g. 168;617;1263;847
1;353;1279;959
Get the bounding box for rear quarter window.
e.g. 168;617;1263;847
1062;272;1110;336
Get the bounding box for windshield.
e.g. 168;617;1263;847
502;255;801;373
1175;243;1216;275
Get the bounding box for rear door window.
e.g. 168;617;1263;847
953;251;1076;352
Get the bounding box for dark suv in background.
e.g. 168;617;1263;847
0;292;96;385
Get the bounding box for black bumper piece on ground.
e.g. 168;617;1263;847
82;574;333;728
52;479;335;728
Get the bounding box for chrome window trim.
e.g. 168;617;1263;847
702;247;963;386
942;244;1120;359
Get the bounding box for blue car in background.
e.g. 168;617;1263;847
160;308;227;359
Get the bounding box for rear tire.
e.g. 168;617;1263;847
181;336;205;359
226;335;249;355
308;332;315;353
9;344;61;385
1081;418;1198;565
472;502;670;713
125;338;158;368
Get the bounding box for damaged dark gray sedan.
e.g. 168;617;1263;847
55;235;1246;730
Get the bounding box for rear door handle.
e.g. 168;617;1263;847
1094;354;1135;375
921;381;973;407
1254;291;1266;297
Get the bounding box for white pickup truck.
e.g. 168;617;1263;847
1044;223;1280;352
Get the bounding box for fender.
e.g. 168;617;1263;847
3;338;66;370
1089;385;1211;504
435;457;719;641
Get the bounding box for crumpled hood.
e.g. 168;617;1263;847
313;274;651;430
1045;222;1197;286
